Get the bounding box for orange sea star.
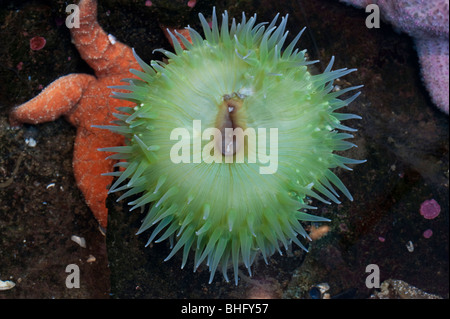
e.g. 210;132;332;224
10;0;192;230
10;0;143;229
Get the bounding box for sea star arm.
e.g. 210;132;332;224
9;73;96;127
72;128;124;229
415;38;449;114
71;0;140;78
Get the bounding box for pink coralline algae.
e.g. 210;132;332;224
339;0;449;114
187;0;197;8
423;229;433;238
30;36;46;51
420;199;441;219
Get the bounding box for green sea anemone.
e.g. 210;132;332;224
101;9;365;284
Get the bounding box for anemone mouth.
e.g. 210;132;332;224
216;94;246;156
101;8;365;285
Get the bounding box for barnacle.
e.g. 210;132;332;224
101;9;365;284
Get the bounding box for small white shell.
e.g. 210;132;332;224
0;280;15;290
406;241;414;252
317;282;330;294
108;34;116;45
71;235;86;248
25;137;37;147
